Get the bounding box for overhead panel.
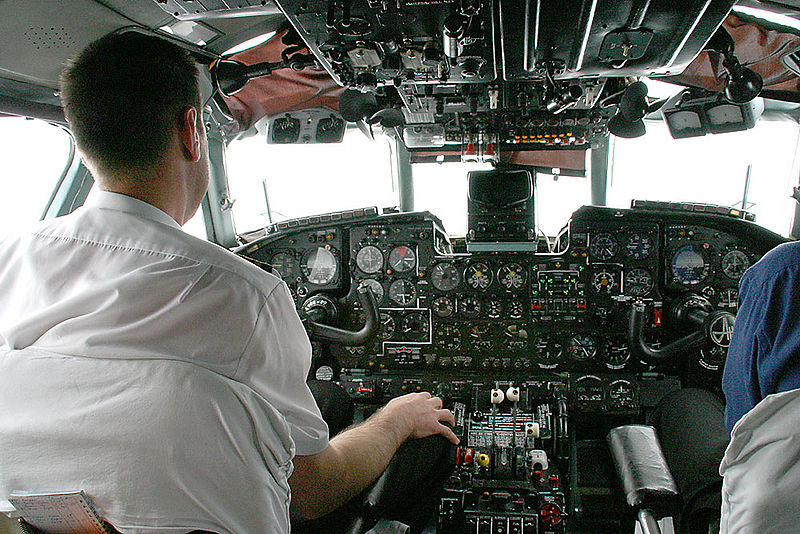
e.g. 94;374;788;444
274;0;497;87
498;0;737;80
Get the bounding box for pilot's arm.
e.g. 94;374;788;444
289;391;459;520
722;243;800;432
234;280;458;519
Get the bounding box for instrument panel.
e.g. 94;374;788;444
238;204;780;384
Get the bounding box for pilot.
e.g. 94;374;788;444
718;241;800;531
722;241;800;431
0;32;457;533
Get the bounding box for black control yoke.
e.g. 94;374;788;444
628;295;735;362
302;284;380;346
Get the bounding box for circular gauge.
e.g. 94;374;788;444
432;296;455;317
503;323;529;351
590;232;619;261
487;299;503;318
388;245;416;273
464;263;492;290
567;334;597;362
356;245;383;274
316;116;345;142
592;270;618;294
301;247;338;285
388;279;417;306
270;252;297;280
670;245;709;286
625;268;654;297
378;313;395;340
606;343;630;370
625;233;654;260
608;380;636;410
699;346;727;371
436;324;462;351
468;324;494;351
498;263;527;290
721;249;751;280
533;334;562;369
430;262;459;291
360;278;384;303
508;299;524;319
574;375;604;410
401;311;429;340
458;296;481;318
718;288;739;310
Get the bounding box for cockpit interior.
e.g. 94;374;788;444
3;0;800;533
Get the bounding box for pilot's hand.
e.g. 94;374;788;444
381;391;459;445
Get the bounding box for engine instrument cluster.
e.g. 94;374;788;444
237;202;784;532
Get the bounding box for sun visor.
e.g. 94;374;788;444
499;150;587;177
219;29;344;132
667;14;800;98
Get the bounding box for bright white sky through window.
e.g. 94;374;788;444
227;128;398;234
0;117;72;239
609;119;800;237
225;116;798;239
4;111;799;242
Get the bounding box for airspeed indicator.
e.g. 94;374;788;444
388;245;416;272
270;252;297;280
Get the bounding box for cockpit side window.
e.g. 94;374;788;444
0;116;73;239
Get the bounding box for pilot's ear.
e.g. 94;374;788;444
179;107;202;162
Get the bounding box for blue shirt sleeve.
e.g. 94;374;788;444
723;242;800;433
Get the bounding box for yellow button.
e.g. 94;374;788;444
477;453;490;467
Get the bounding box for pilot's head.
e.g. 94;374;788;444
59;32;208;224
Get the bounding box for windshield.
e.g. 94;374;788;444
227;128;397;234
609;118;799;236
225;105;799;239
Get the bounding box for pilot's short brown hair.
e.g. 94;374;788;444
59;32;201;177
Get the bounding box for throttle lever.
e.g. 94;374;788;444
302;284;380;346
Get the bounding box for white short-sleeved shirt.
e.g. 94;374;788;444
0;191;329;533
